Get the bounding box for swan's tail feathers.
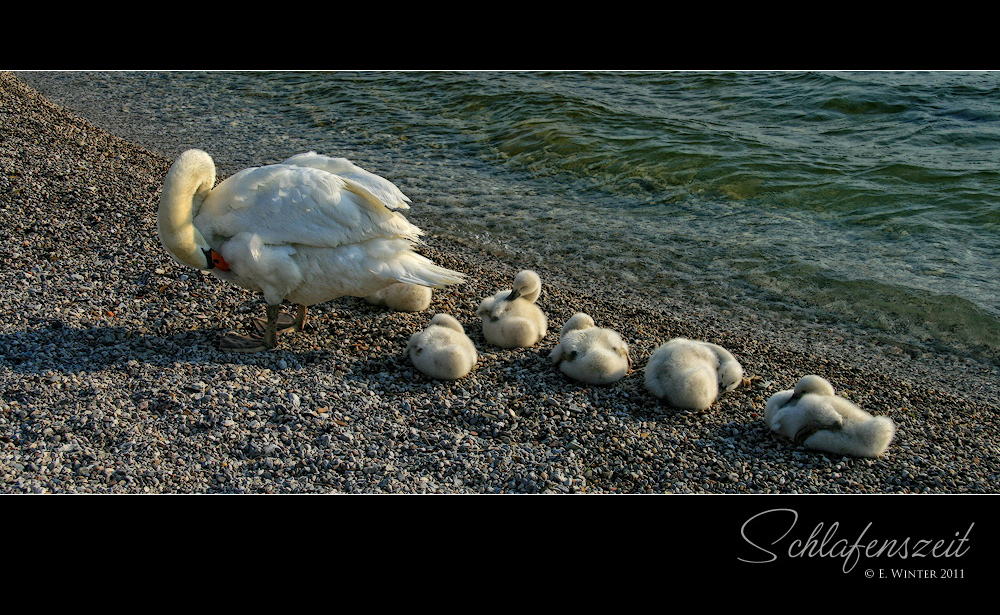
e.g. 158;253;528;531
394;262;466;289
381;253;466;289
859;416;897;457
808;415;896;458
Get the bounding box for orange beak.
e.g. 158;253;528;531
210;249;230;272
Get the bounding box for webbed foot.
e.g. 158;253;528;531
252;312;297;336
219;332;270;353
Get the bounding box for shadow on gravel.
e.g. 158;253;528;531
0;320;321;375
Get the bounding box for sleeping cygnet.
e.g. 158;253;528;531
477;270;547;349
643;337;744;411
764;374;896;458
549;313;631;385
407;314;478;380
365;282;432;312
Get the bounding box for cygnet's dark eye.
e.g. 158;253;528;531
490;316;499;322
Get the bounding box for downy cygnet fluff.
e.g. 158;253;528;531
477;270;547;348
407;314;478;380
764;375;896;458
549;313;631;385
157;149;464;352
644;337;743;410
364;282;432;312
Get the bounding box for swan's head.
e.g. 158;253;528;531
561;313;595;335
718;359;744;393
477;295;500;321
158;149;230;272
429;313;465;334
406;334;423;357
783;374;835;406
616;339;632;372
203;248;230;271
595;328;630;362
505;270;542;303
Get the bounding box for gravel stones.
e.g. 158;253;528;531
2;71;999;494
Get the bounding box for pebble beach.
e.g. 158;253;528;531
2;71;999;495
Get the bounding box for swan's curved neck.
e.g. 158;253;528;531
158;150;216;270
509;280;541;303
518;286;541;303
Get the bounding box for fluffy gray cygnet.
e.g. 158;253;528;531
364;282;432;312
644;337;743;410
549;313;631;385
407;314;478;380
764;375;896;458
477;270;547;349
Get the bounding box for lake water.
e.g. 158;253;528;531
20;70;1000;363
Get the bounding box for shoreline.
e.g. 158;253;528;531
2;71;998;494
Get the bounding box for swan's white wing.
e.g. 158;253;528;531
827;394;874;424
280;152;412;210
776;396;843;442
195;164;422;249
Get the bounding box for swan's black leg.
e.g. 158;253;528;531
221;304;286;353
293;304;308;332
263;304;280;349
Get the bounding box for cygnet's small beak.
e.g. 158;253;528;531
505;288;521;301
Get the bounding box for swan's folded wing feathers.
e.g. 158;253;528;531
336;170;411;210
338;176;422;233
198;165;422;249
281;152;412;209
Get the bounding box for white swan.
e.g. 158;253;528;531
643;337;743;410
476;270;547;349
407;313;478;380
364;282;432;313
157;149;465;352
764;375;896;458
549;313;631;385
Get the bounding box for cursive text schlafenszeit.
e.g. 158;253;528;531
739;508;974;574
